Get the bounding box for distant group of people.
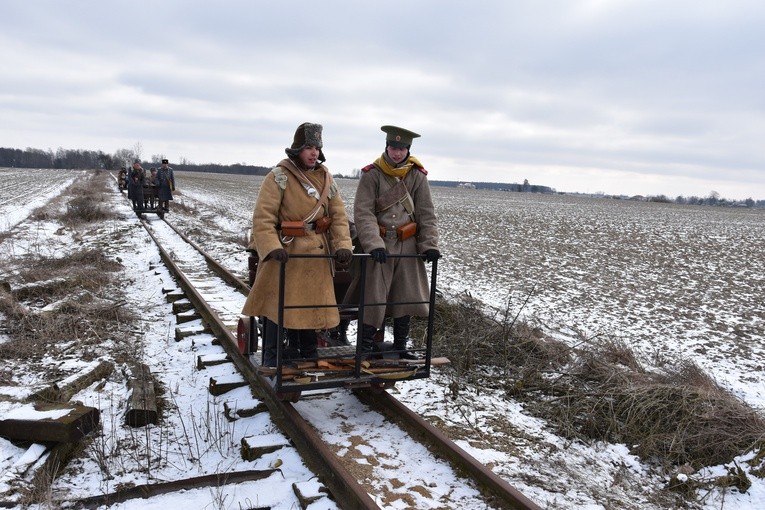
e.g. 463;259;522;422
125;158;176;213
242;122;440;366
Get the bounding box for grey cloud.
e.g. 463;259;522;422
2;0;765;198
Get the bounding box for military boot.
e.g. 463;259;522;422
284;329;302;361
298;329;318;360
262;319;297;366
360;324;379;356
393;315;418;360
328;319;351;346
261;318;279;367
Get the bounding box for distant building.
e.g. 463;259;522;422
457;182;476;189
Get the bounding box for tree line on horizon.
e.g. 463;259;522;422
1;145;762;208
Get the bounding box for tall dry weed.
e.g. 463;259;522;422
59;172;120;226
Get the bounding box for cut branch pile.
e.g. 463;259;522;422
419;291;765;477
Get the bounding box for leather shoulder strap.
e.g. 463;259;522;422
282;165;331;222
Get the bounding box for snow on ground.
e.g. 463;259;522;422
0;168;84;233
1;168;764;509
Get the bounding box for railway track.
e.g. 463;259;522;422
140;213;542;510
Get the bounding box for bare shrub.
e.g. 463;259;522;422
0;297;134;362
29;206;54;221
17;463;57;508
167;199;194;215
224;230;249;249
61;195;116;224
13;249;121;301
748;441;765;478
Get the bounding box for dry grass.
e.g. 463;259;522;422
420;292;765;495
223;230;249;249
0;172;147;503
166;199;195;215
0;175;139;356
537;345;765;470
60;195;115;224
59;173;120;226
0;249;132;362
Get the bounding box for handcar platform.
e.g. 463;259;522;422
238;253;446;398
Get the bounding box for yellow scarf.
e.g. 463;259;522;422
374;153;424;179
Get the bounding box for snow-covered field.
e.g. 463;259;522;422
435;187;765;409
176;170;765;409
1;168;764;509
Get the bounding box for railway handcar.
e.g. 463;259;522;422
131;184;167;218
237;251;443;399
116;170;168;218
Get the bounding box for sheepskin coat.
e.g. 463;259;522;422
242;158;352;329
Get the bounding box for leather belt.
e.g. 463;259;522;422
379;225;398;239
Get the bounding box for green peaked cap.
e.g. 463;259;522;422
381;125;420;148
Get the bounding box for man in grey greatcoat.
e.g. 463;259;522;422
157;158;175;212
349;125;440;358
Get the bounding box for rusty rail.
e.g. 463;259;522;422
354;389;542;510
141;220;381;509
162;218;250;294
142;217;543;509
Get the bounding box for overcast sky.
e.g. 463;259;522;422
2;1;764;199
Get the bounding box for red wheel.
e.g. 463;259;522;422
237;318;249;354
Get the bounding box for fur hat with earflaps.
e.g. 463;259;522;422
285;122;326;163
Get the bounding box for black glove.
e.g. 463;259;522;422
335;248;353;266
267;248;289;263
370;248;387;264
422;249;441;262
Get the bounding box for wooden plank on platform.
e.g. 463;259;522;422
255;357;451;379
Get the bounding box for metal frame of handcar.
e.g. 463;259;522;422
242;253;439;394
132;185;167;218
